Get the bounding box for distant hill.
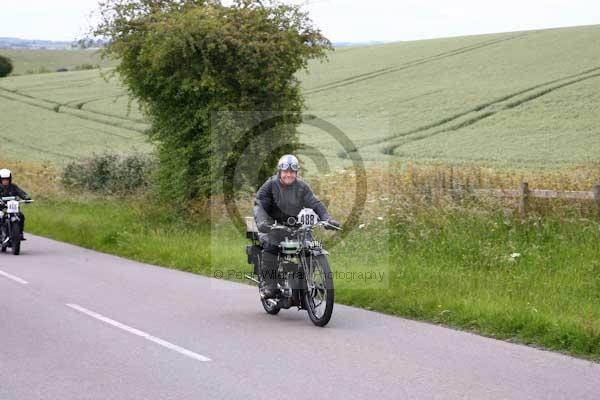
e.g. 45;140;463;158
0;37;109;50
0;48;116;75
0;37;75;50
333;41;388;48
1;36;367;50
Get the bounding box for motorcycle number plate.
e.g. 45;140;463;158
6;201;19;214
298;208;318;226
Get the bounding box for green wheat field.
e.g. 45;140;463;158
1;24;600;168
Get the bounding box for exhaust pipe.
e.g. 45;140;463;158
245;274;259;284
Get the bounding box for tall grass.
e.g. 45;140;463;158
5;156;600;360
24;189;600;360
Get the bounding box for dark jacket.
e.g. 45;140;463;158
0;183;31;200
253;175;330;230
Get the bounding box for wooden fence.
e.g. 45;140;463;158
473;183;600;218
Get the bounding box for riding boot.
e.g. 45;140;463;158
260;251;279;299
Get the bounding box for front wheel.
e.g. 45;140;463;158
0;224;6;253
260;297;281;315
11;223;21;256
302;254;334;327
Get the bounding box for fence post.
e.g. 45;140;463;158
519;182;529;218
594;184;600;217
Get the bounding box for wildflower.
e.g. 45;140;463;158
510;252;521;259
377;216;384;221
358;224;366;229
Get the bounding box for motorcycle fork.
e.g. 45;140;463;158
2;221;12;245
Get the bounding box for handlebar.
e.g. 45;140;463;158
263;220;341;233
0;197;34;204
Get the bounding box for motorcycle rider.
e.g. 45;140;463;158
253;154;339;299
0;169;31;240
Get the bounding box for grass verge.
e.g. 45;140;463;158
24;197;600;361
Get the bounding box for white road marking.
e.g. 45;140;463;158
66;304;211;362
0;269;29;284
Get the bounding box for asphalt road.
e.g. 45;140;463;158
1;235;599;400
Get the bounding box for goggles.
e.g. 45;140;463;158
278;162;299;171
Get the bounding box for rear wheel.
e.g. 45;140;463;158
11;223;21;256
302;254;334;327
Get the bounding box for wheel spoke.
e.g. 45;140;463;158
307;256;328;318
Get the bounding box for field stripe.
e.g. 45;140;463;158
305;32;534;95
6;87;146;124
380;72;600;155
350;65;600;156
0;131;77;160
0;87;148;134
66;304;212;362
0;269;29;285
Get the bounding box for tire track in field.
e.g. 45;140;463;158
0;91;58;112
20;82;95;92
77;101;147;124
65;95;146;124
0;133;76;160
354;65;600;151
380;70;600;155
304;32;534;96
393;89;445;105
5;77;100;91
304;38;509;93
0;93;143;158
65;96;106;108
6;88;144;126
0;88;148;134
86;126;144;141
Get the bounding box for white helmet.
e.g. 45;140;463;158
277;154;299;172
0;168;11;182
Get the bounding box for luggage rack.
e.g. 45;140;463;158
245;216;259;241
245;217;261;277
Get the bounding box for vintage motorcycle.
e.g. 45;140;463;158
0;196;33;255
245;208;341;327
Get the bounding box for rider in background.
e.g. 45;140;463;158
253;155;339;298
0;169;31;240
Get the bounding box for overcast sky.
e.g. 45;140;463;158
1;0;599;43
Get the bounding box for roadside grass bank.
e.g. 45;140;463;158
24;195;600;361
7;155;599;359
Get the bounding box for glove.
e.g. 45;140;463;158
325;218;340;230
257;222;271;233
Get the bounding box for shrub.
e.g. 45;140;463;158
24;66;51;75
74;63;98;71
0;54;13;77
62;152;153;195
95;0;331;204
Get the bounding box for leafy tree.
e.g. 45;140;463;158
94;0;331;203
0;55;13;77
